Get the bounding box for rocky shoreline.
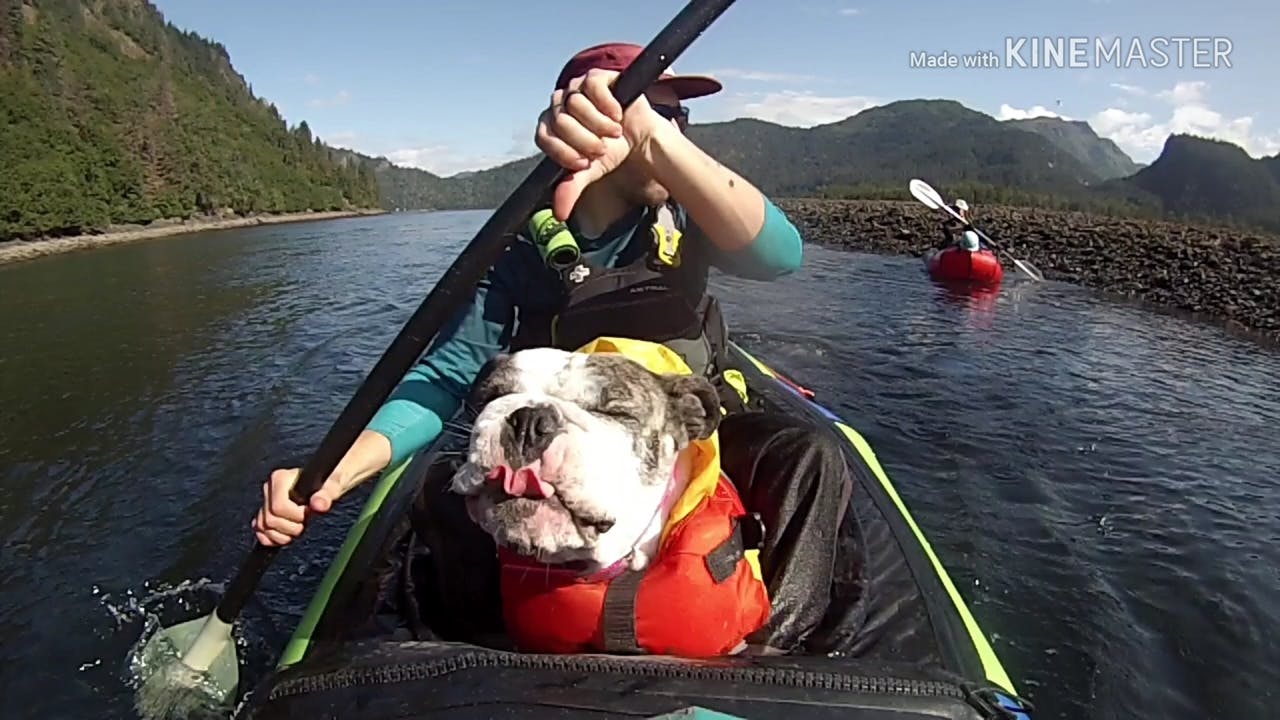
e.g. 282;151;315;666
0;208;386;267
776;198;1280;341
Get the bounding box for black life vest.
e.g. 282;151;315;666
509;204;726;376
506;204;757;413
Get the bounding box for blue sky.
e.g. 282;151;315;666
151;0;1278;176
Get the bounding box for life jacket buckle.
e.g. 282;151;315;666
652;223;682;268
650;204;683;268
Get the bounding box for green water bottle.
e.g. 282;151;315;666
528;209;580;270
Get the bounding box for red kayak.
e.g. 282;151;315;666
926;247;1004;285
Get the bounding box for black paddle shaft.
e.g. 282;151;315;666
213;0;740;625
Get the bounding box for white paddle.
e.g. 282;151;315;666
908;178;1046;282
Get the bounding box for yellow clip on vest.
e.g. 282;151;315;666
651;205;683;268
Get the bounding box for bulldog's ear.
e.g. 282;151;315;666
467;353;513;409
660;374;721;441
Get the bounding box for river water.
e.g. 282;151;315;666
0;210;1277;719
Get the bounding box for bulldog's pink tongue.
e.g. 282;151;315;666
487;464;555;499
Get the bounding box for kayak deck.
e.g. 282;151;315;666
245;342;1029;719
927;247;1004;285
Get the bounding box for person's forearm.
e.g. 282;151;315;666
365;368;458;468
330;429;393;497
640;122;765;252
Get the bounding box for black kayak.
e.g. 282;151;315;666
242;341;1033;719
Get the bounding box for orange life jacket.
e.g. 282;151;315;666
494;336;770;657
497;471;771;657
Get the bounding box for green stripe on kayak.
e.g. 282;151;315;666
732;344;1016;695
833;421;1016;695
278;456;413;668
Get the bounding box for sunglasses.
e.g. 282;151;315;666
651;103;689;127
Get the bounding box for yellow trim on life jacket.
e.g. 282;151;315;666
722;369;749;406
572;336;762;582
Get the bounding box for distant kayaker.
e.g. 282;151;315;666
938;198;980;251
252;42;857;654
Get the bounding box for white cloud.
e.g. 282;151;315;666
1090;80;1280;162
706;68;819;83
724;90;880;127
1109;82;1147;96
1155;80;1206;106
303;73;320;87
385;130;535;176
386;146;506;176
308;90;351;109
997;103;1070;121
838;7;861;15
1090;108;1168;158
1092;108;1154;133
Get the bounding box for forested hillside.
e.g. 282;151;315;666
0;0;379;241
1112;134;1280;232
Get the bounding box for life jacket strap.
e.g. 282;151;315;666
704;512;766;583
600;570;645;654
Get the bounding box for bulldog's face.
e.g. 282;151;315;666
451;348;720;567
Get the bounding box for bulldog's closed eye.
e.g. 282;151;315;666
596;403;635;420
595;375;649;423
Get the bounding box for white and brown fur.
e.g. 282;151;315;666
450;348;720;575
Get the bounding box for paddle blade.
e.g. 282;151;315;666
909;178;944;210
133;614;238;720
1013;258;1046;282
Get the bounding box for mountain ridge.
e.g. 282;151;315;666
1003;116;1144;180
353;100;1280;232
1114;133;1280;231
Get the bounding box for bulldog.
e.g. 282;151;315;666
449;346;721;575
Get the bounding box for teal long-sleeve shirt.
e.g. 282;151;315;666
366;197;804;467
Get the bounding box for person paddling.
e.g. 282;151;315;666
938;198;981;251
252;42;858;654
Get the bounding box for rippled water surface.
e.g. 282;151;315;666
1;210;1277;719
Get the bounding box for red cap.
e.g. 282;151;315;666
554;42;722;100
